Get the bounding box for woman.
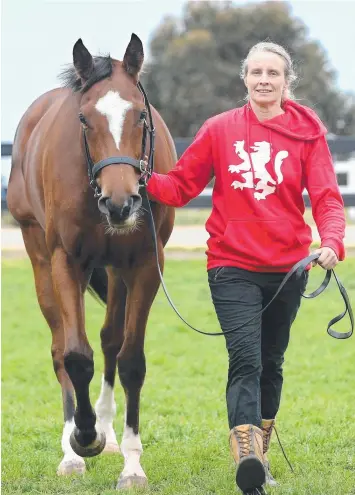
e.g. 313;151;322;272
146;41;345;494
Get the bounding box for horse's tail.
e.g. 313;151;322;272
88;267;108;305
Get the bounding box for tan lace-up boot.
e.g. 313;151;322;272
261;419;277;486
229;424;265;493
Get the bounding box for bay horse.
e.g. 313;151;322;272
7;34;176;489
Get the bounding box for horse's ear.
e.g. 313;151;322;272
122;33;144;79
73;39;94;82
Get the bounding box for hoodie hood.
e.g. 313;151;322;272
249;99;328;141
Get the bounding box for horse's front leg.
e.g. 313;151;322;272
116;251;164;490
51;247;106;457
21;225;85;475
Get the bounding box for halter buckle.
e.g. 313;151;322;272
139;159;148;173
94;187;101;198
89;178;101;197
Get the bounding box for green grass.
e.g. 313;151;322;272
2;258;355;494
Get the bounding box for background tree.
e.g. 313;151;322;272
142;0;355;137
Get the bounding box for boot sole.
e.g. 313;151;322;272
236;455;266;492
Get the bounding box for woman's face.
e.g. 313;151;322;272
244;51;287;107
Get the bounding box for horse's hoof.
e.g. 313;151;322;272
57;458;86;476
102;442;121;454
116;475;148;490
69;430;106;458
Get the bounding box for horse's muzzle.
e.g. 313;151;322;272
98;194;142;223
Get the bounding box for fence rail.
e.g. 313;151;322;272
174;136;355;159
2;138;355;208
184;189;355;208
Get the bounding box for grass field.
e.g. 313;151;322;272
2;258;355;494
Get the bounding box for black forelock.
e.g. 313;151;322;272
59;55;113;93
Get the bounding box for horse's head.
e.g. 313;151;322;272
71;34;149;233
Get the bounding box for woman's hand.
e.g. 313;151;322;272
312;247;339;270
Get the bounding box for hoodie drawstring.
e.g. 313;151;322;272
246;104;256;189
246;104;281;197
268;127;280;196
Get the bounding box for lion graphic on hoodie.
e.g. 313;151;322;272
229;140;289;200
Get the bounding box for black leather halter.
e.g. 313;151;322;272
81;81;155;197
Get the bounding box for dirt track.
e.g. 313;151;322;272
3;225;355;260
3;225;355;250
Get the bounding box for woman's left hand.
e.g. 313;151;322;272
312;247;339;270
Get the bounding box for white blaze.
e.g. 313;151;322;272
95;90;132;149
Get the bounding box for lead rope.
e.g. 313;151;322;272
274;426;295;474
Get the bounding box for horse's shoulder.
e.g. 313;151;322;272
14;88;68;151
24;88;68;121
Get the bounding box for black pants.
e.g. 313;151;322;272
208;266;308;430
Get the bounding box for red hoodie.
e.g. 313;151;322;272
147;101;346;272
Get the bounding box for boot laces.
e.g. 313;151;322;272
235;429;253;457
261;423;273;453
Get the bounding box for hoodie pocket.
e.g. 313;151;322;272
222;218;304;263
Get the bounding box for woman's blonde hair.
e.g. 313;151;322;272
240;41;298;100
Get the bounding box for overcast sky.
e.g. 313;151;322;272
1;0;355;144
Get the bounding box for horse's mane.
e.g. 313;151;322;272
59;55;113;93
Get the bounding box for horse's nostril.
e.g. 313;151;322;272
120;198;133;220
131;194;142;211
98;196;110;215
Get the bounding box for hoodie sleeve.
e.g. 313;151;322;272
146;121;213;207
304;136;346;260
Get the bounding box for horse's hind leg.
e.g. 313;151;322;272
95;269;127;454
21;224;86;475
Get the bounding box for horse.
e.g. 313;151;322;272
7;33;176;489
